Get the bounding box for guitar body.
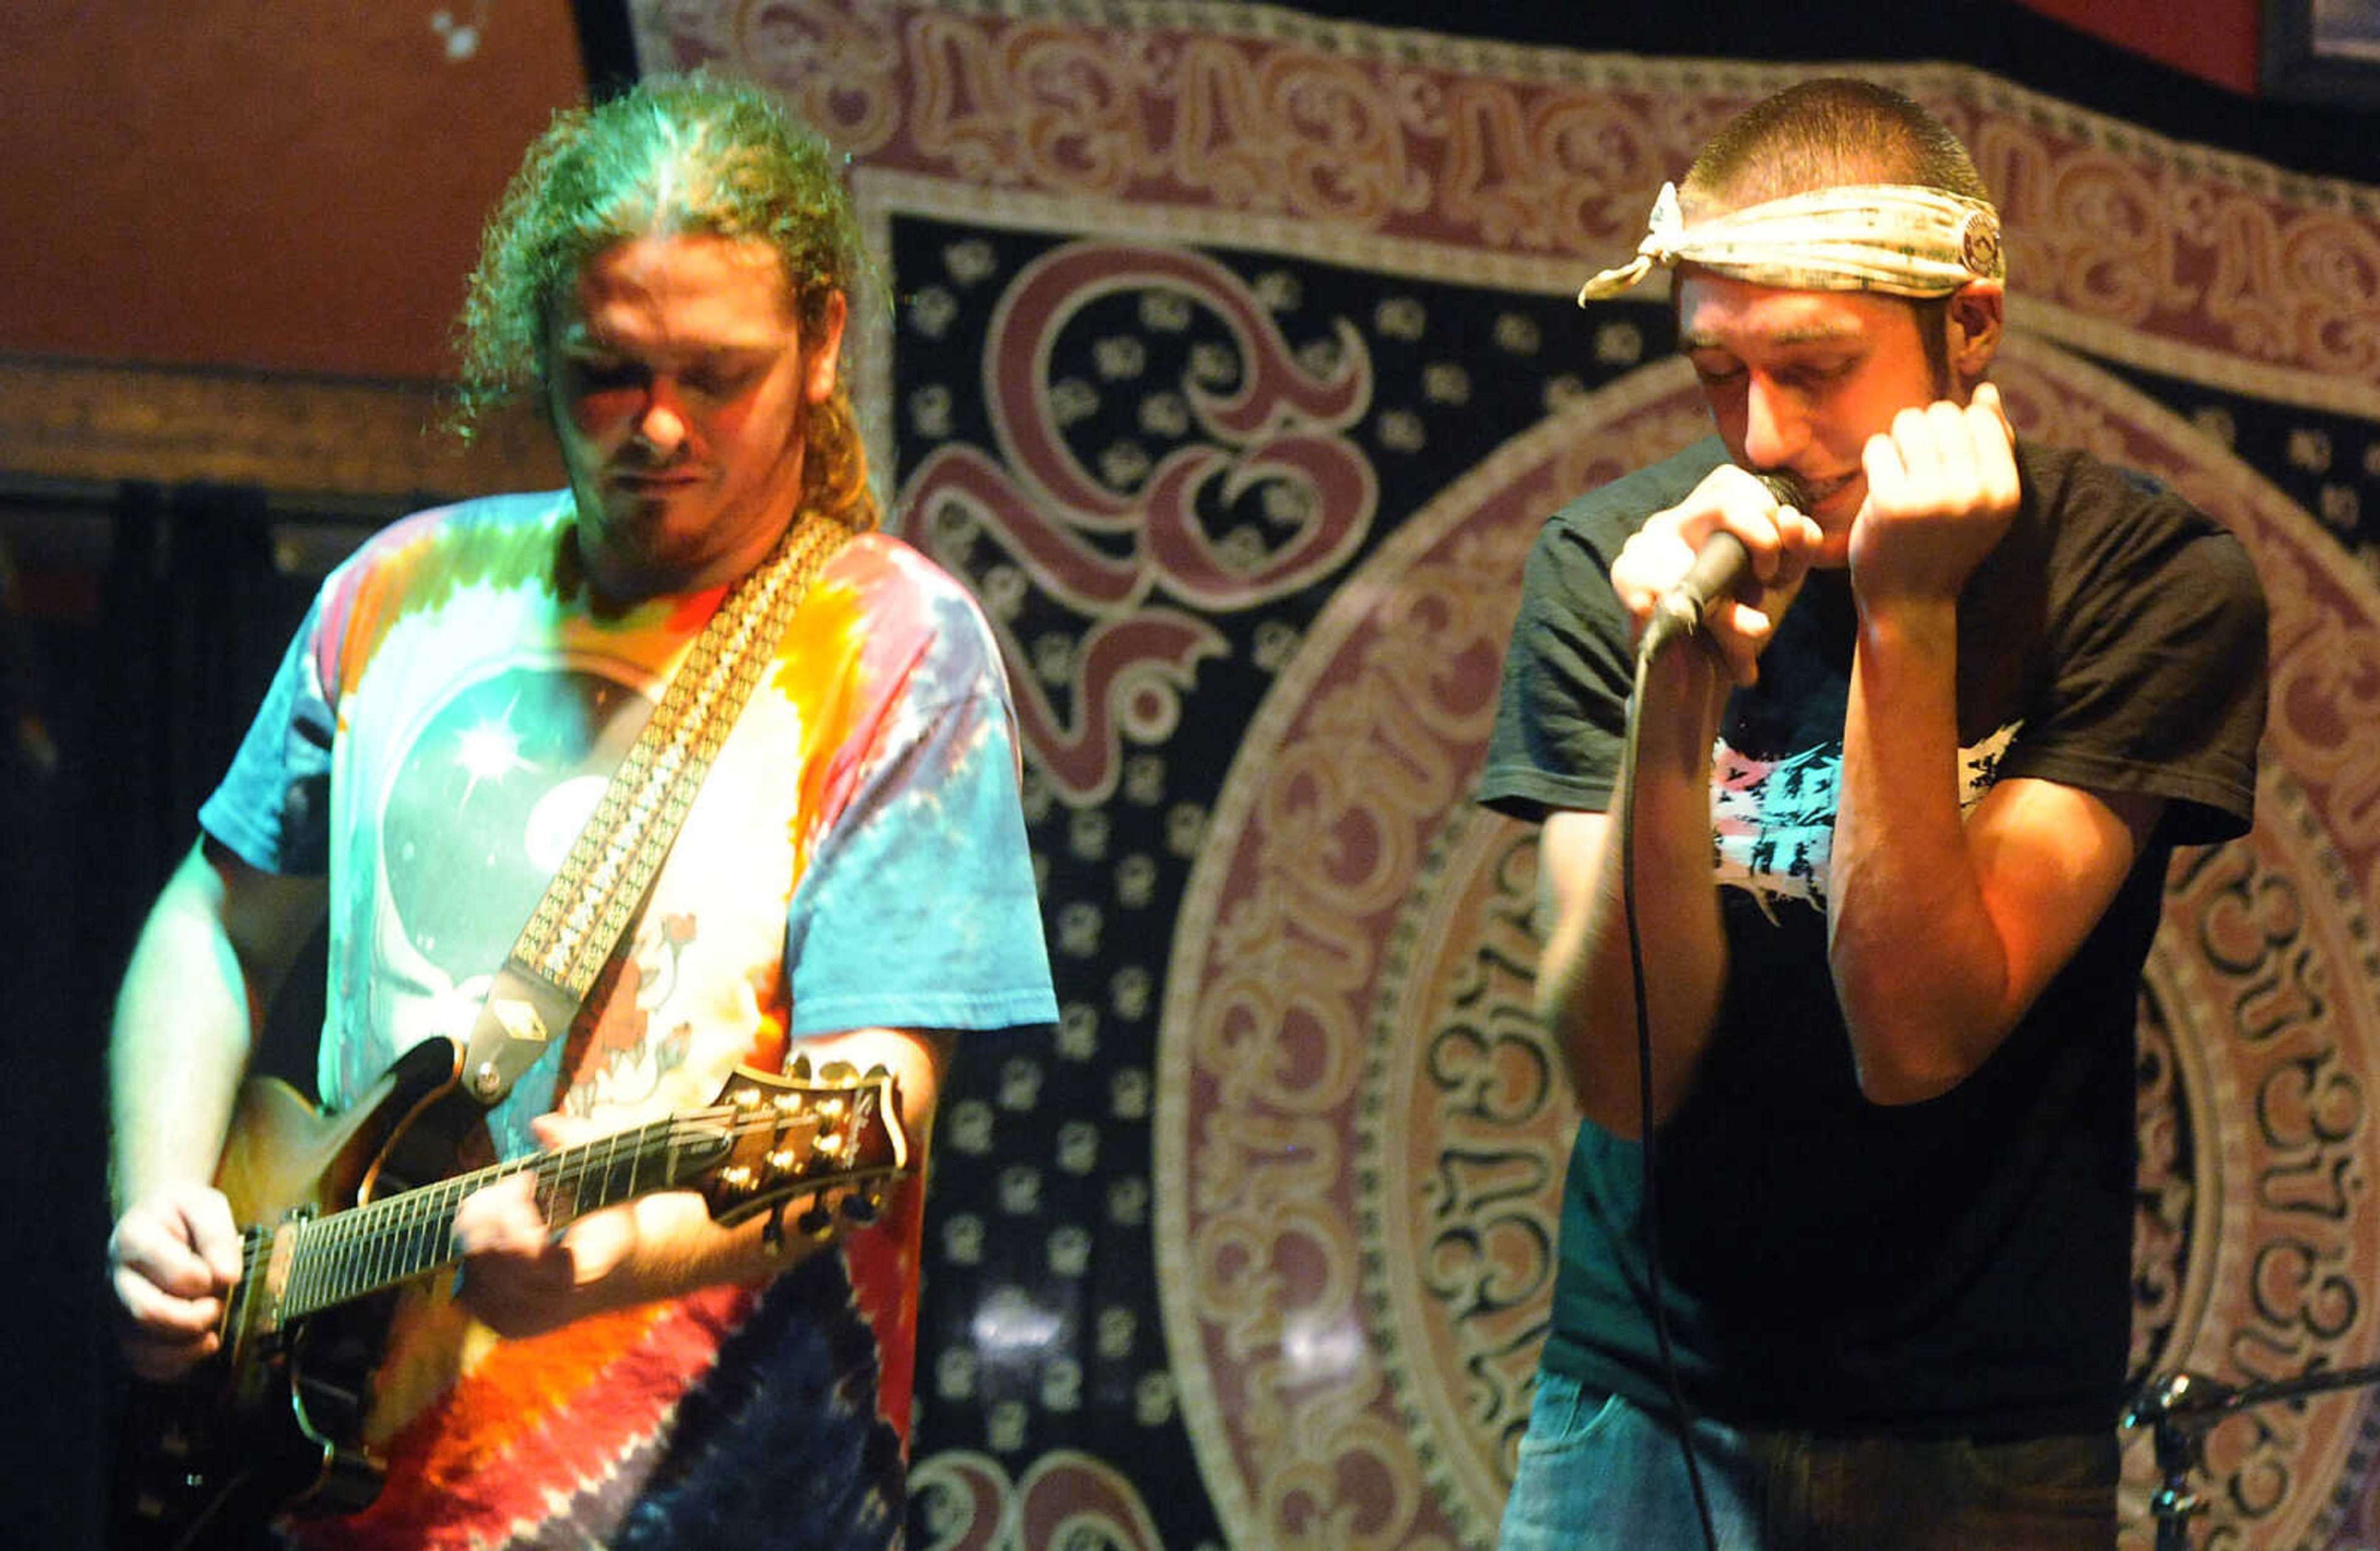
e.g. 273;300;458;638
112;1037;469;1551
110;1044;907;1550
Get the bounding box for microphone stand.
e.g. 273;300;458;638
2125;1364;2380;1549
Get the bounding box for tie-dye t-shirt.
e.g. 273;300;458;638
198;491;1057;1549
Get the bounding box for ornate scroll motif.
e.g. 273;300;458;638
1360;808;1565;1539
659;0;2379;419
1158;369;1661;1550
911;1449;1166;1550
897;240;1378;801
2136;776;2380;1549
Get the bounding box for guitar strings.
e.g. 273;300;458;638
270;1101;878;1319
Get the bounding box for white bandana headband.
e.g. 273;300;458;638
1576;182;2005;304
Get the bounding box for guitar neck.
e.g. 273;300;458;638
272;1114;731;1320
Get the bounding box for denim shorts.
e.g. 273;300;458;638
1497;1371;2118;1550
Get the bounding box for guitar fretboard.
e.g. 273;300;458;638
270;1114;740;1319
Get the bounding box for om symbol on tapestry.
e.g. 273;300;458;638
897;241;1381;802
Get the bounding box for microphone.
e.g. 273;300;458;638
1639;472;1803;657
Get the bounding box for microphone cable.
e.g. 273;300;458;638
1607;469;1799;1549
1616;625;1723;1551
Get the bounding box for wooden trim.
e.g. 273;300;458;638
0;355;563;500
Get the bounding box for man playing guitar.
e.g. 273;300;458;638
107;72;1056;1550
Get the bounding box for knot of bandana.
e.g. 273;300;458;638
1576;182;2005;304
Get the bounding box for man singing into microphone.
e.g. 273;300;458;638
1479;79;2266;1548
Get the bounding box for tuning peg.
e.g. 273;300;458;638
788;1052;814;1080
795;1201;836;1239
840;1192;881;1227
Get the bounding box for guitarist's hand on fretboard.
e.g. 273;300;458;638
449;1110;640;1340
108;1180;245;1382
449;1168;586;1340
446;1101;860;1340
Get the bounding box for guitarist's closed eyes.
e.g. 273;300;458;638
104;76;1057;1551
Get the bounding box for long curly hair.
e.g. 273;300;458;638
454;72;876;530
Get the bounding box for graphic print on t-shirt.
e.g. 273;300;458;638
381;662;644;973
1709;721;2019;915
371;657;656;1146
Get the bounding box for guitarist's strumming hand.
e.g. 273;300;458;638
108;1180;244;1382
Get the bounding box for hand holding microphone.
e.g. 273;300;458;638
1634;470;1815;669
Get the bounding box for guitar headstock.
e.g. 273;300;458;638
695;1055;909;1238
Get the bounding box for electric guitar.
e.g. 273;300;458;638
112;1035;909;1550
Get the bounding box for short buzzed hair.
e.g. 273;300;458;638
1681;78;1991;219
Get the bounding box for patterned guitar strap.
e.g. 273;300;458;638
454;507;857;1116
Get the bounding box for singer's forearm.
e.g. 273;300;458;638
1830;602;2161;1102
1828;600;2012;1101
1537;648;1731;1135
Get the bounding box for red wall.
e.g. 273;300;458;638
0;1;584;380
0;1;2280;383
2016;0;2263;94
